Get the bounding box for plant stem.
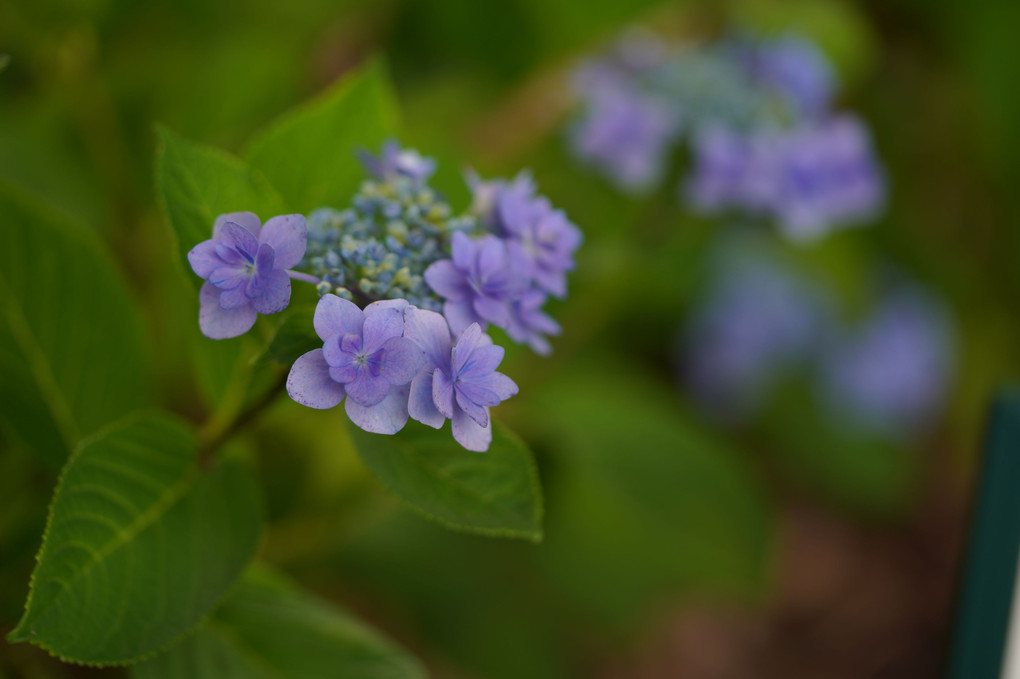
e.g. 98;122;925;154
286;270;322;285
197;371;289;466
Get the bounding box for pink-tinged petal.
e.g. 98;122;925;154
432;369;455;418
361;307;404;355
404;307;452;373
221;221;259;256
286;349;345;409
198;282;257;339
452;324;485;375
463;372;518;401
450;230;474;270
213;211;261;238
259;214;307;269
344;371;390;407
408;372;445;428
455;388;489;427
378;336;425;385
365;299;409;316
472;295;510;327
314;294;363;341
443;300;478;336
345;385;409;435
457;344;505;379
251;269;291;314
452;406;492;452
187;240;222;279
219;284;251;310
423;260;470;300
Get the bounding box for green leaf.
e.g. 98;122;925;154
131;565;425;679
155;125;284;281
351;421;543;541
255;304;319;366
0;181;154;466
244;60;400;213
7;412;262;665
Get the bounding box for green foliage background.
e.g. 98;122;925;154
2;0;1020;676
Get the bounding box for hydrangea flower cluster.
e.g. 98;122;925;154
680;239;954;439
570;31;885;242
187;142;580;450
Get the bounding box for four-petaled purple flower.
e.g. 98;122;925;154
404;307;518;451
188;211;306;339
358;140;436;184
287;296;425;435
423;231;529;335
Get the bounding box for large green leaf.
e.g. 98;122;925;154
351;421;543;541
155;125;284;282
0;182;153;466
7;412;262;665
244;60;400;213
132;565;425;679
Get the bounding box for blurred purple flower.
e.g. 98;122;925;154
683;251;823;416
287;296;425;435
746;35;836;119
188;211;306;339
818;288;954;437
570;87;680;193
423;231;529;335
404;307;518;451
506;289;561;356
358;140;436;184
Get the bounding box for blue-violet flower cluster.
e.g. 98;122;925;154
570;31;885;242
187;141;578;450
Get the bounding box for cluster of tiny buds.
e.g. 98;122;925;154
186;140;582;450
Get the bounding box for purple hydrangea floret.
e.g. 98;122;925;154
818;288;954;437
286;295;425;435
404;307;518;451
358;140;437;185
188;211;307;339
423;231;529;335
746;34;836;119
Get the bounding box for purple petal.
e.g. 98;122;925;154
534;268;567;298
344;371;391;407
472;295;510;327
187;240;222;279
251;269;291;314
286;349;345;409
452;324;485;376
259;214;307;269
451;405;492;452
365;299;409;316
219;284;251;310
403;307;452;373
314;294;364;342
221;221;259;257
408;372;445;428
476;236;507;277
345;385;410;435
463;372;518;401
255;242;275;274
213;212;261;238
443;300;479;336
432;369;455;418
322;333;345;367
209;264;249;291
450;231;474;270
362;307;404;355
455;388;489;427
198;282;256;339
456;381;501;408
424;260;470;301
458;344;505;380
378;336;425;385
